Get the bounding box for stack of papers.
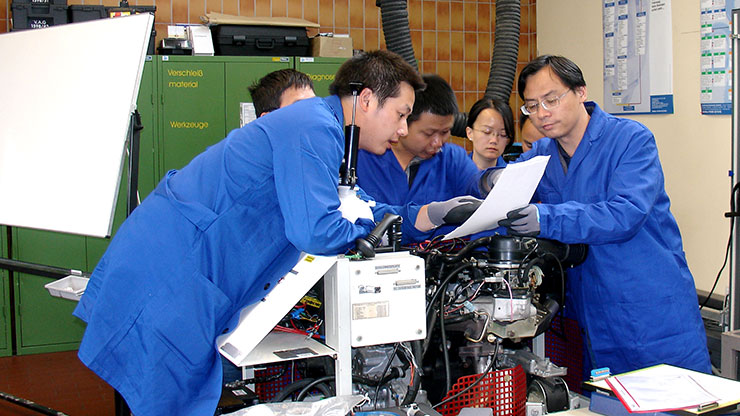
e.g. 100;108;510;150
606;372;719;412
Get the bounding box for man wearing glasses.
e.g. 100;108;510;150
499;55;711;377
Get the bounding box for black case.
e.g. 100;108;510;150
10;3;68;30
68;5;107;23
211;25;310;56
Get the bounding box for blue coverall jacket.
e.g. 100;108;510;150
73;95;426;416
516;102;711;375
467;151;507;169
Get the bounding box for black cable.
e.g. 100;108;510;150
701;182;740;309
373;343;401;409
296;376;334;401
542;252;566;316
272;378;315;402
438;237;494;264
423;262;473;356
400;340;423;406
440;286;451;395
422;306;438;357
426;262;474;318
225;365;287;388
432;338;500;409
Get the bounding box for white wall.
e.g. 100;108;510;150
536;0;731;293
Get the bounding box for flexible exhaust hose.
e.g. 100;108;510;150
377;0;521;138
377;0;419;71
486;0;521;102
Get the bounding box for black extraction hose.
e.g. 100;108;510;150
377;0;418;71
485;0;521;102
376;0;521;138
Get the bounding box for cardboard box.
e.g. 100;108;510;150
311;36;353;58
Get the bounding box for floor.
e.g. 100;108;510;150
0;350;113;416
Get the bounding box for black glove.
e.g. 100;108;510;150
499;204;540;236
427;196;482;227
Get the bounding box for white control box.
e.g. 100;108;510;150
325;252;426;348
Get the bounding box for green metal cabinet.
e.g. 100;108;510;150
0;226;10;356
158;56;227;175
224;56;293;132
158;56;295;177
12;228;87;354
295;57;348;97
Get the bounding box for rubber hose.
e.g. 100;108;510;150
272;378;316;402
376;0;521;137
485;0;521;102
377;0;418;70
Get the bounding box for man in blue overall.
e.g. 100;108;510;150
500;55;711;375
356;74;489;239
72;50;478;416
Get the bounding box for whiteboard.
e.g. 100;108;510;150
0;13;154;238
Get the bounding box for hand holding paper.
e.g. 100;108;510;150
443;156;550;240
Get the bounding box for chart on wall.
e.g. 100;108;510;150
700;0;740;115
602;0;673;115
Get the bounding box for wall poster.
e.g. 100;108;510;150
603;0;673;114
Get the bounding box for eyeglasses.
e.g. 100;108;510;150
471;128;509;140
520;89;571;115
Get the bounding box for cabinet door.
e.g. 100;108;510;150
159;57;226;176
295;57;348;97
86;58;158;269
224;57;293;132
12;228;87;354
0;226;9;356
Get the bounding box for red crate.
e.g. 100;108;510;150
544;315;584;394
436;365;527;416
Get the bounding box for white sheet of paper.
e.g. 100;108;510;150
443;155;550;240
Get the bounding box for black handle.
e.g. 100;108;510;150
355;213;402;258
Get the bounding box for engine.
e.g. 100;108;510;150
413;235;587;405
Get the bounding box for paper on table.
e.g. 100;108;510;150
606;371;720;413
443;155;550;240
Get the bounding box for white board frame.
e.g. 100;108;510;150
0;13;154;237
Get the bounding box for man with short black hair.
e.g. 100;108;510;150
519;114;543;152
247;68;315;117
356;74;486;237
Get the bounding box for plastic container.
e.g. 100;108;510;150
211;25;310;57
44;275;89;301
11;0;67;5
68;5;107;23
11;3;68;30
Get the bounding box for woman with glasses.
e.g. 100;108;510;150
465;97;515;170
